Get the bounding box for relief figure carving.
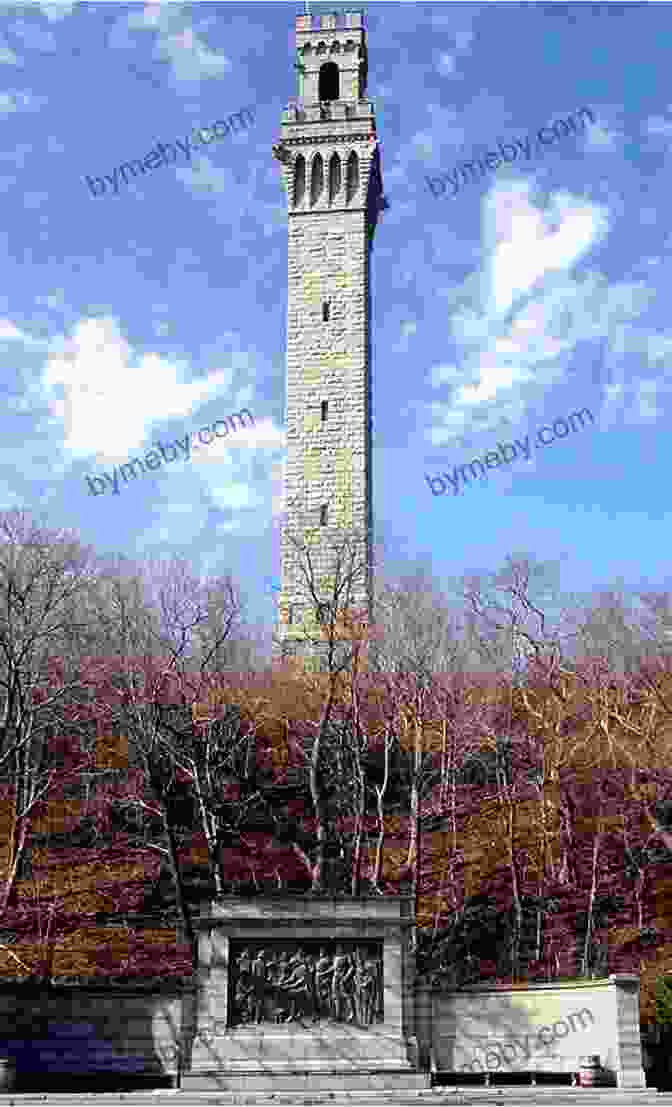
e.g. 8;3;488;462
229;940;383;1027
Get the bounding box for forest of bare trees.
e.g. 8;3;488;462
0;509;670;1023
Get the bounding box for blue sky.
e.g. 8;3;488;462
1;0;669;648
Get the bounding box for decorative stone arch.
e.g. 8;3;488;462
345;150;359;203
328;152;341;204
293;154;306;206
310;152;324;205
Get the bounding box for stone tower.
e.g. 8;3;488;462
272;8;385;667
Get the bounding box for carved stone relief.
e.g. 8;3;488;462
228;940;383;1028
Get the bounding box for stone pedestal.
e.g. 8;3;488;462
181;895;428;1092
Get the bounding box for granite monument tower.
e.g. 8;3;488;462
272;9;384;667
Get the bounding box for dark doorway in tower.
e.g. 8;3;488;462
319;61;339;101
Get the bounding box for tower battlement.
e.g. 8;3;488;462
296;11;364;33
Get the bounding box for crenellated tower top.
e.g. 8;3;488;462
294;10;367;105
273;8;383;234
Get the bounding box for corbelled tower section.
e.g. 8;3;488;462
272;9;384;668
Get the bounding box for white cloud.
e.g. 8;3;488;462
0;90;46;115
270;458;285;522
0;38;19;65
0;320;30;341
124;7;231;82
421;180;644;448
187;417;284;471
35;4;75;22
391;320;417;355
212;483;259;511
484;185;609;318
39;316;259;460
229;418;284;452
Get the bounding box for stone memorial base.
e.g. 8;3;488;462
415;973;646;1090
181;895;428;1093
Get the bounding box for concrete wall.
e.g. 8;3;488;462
0;955;648;1091
415;974;646;1089
0;978;192;1087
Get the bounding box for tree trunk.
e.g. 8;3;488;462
403;707;423;946
506;798;522;979
0;815;28;916
191;764;224;897
558;791;577;885
160;807;197;969
350;761;365;897
580;830;601;978
635;867;645;930
371;725;392;892
433;706;460;940
308;692;336;892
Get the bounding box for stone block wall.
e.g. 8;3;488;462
415;974;646;1089
0;977;192;1087
0;957;652;1091
280;210;372;636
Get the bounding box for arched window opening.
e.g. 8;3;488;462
322;302;330;322
318;61;339;102
310;153;324;205
328;152;341;204
293;155;306;207
345;151;359;203
358;45;368;97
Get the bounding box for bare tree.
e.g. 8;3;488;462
456;555;587;977
428;672;500;940
0;509;99;919
89;554;244;965
369;564;458;942
154;701;265;898
273;527;372;892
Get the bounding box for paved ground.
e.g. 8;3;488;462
0;1090;669;1106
